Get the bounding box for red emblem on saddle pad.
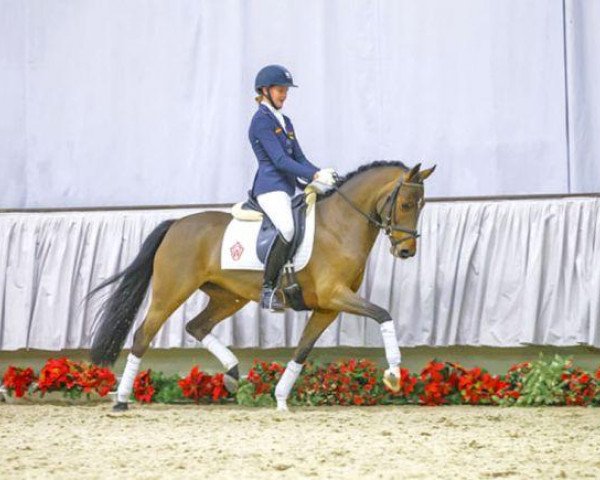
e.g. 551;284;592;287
230;241;244;261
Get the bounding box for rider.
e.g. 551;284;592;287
249;64;336;310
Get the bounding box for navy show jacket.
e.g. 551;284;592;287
249;104;319;197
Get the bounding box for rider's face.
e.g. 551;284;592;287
264;85;288;109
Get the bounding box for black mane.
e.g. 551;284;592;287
317;160;409;200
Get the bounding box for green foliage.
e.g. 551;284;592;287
515;354;570;406
150;371;186;404
235;380;276;407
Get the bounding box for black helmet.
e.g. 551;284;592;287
255;65;297;93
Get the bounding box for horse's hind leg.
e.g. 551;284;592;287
114;255;205;409
185;283;249;392
274;309;338;411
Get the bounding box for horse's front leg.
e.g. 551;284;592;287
323;286;402;392
274;309;338;411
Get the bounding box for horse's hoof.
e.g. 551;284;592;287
223;374;239;394
113;401;129;411
383;368;401;393
276;400;289;412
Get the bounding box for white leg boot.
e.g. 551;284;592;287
116;353;142;404
201;333;240;392
274;360;303;411
380;321;402;392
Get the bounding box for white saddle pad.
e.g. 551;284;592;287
221;204;316;271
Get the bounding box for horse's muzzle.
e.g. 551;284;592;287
390;238;416;259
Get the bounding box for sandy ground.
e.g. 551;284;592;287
1;403;599;480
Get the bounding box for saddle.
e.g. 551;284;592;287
230;189;318;311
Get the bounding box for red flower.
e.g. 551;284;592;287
36;358;116;398
37;358;87;393
38;358;71;392
178;366;229;403
245;360;285;400
416;360;463;405
78;365;116;397
210;373;229;401
2;366;36;398
421;361;446;383
399;368;417;395
268;363;284;374
289;359;383;407
562;367;597;406
178;366;206;400
457;367;507;405
133;370;155;403
384;367;417;399
495;361;533;403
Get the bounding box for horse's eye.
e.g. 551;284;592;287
402;203;411;210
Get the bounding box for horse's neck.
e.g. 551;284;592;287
318;168;402;255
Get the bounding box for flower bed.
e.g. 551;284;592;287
2;355;599;407
131;368;229;404
236;355;600;407
2;358;115;403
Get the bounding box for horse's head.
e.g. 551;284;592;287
376;163;436;259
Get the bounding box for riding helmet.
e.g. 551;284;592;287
254;65;297;93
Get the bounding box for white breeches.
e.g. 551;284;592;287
256;190;295;242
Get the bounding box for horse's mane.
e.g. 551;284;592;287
317;160;409;201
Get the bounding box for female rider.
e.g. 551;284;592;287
249;65;336;311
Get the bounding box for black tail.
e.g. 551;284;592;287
89;219;176;365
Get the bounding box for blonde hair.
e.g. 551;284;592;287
255;94;264;104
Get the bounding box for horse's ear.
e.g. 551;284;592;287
407;163;421;181
418;165;436;181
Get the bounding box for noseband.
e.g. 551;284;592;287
332;175;424;244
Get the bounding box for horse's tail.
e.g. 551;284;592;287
89;219;176;366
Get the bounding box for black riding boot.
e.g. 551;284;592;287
261;235;292;311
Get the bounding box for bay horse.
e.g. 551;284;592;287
90;160;435;410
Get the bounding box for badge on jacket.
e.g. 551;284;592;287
275;127;283;134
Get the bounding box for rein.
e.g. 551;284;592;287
331;175;424;244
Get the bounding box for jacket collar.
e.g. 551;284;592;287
260;100;281;116
259;103;288;131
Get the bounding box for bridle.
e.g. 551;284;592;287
332;175;424;245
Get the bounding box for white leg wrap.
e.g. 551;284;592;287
380;320;401;369
117;353;142;403
201;333;239;371
275;360;303;410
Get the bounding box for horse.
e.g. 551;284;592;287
89;160;435;411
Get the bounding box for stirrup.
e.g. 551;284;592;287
261;287;285;312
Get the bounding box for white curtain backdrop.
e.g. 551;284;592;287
1;0;597;209
565;0;600;193
1;197;598;351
